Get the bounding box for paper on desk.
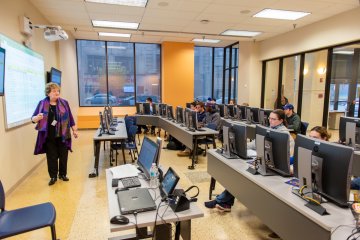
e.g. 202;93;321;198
110;164;139;179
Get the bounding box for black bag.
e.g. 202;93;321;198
166;136;184;150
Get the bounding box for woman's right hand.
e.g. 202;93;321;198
33;113;44;122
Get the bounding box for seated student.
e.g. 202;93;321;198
205;109;294;212
274;95;289;109
283;103;301;134
308;126;331;141
229;99;235;105
202;102;221;130
178;102;220;157
137;97;156;135
196;102;206;122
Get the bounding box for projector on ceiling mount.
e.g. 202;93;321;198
19;16;69;42
43;27;69;41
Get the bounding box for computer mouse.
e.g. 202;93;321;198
115;187;128;194
110;215;129;225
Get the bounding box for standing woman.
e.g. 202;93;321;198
31;82;78;186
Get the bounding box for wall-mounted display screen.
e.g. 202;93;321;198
0;47;5;96
49;67;61;86
0;33;45;129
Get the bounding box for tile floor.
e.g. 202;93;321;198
6;128;335;240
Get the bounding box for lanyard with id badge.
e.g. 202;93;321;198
50;105;57;126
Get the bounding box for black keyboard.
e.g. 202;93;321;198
121;177;141;188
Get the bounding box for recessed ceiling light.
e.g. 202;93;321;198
98;32;131;38
192;38;221;43
221;30;261;37
253;9;310;20
85;0;147;7
92;20;139;29
200;19;210;24
333;50;354;55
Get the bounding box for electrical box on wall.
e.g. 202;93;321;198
19;16;33;36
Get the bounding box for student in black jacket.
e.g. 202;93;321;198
283;103;301;134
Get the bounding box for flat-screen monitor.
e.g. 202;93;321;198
259;108;272;127
176;106;184;123
0;47;5;96
256;125;291;177
232;123;249;159
135;102;143;114
186;109;198;131
247;107;260;124
137;137;159;180
152;103;159;115
99;111;106;132
167;105;175;120
236;105;247;120
159;103;167;117
339;116;360;147
142;102;151;115
159;167;180;199
226;104;235;118
216;104;225;117
294;134;353;208
48;67;61;86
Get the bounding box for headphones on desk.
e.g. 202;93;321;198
184;185;200;202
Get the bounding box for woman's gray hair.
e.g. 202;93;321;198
45;82;60;95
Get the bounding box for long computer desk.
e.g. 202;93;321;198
105;169;204;240
136;115;219;169
89;119;128;178
221;118;360;176
207;149;355;240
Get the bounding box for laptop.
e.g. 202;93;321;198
117;188;156;215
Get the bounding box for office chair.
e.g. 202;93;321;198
197;123;218;156
0;181;57;240
300;121;309;135
110;125;139;165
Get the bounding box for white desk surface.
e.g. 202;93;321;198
93;118;127;141
105;169;204;233
207;149;355;239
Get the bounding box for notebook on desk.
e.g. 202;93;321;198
117;188;156;215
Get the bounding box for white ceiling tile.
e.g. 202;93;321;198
29;0;360;44
85;2;145;15
182;21;233;35
147;0;209;12
142;8;200;20
139;24;184;32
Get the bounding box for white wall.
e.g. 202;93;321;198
259;7;360;60
59;37;79;120
0;0;59;192
238;42;261;107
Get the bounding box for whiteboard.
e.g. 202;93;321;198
0;33;45;129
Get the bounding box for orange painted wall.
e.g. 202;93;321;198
162;42;194;108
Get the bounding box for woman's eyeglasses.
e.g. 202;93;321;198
268;117;279;121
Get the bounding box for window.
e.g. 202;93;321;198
264;60;280;109
77;40;161;106
214;48;224;102
194;44;237;104
107;42;134;106
329;45;360;118
135;43;161;104
77;40;107;106
194;47;213;102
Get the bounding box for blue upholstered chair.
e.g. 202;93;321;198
0;181;57;239
300;121;309;135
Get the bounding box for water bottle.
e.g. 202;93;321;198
149;163;159;188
